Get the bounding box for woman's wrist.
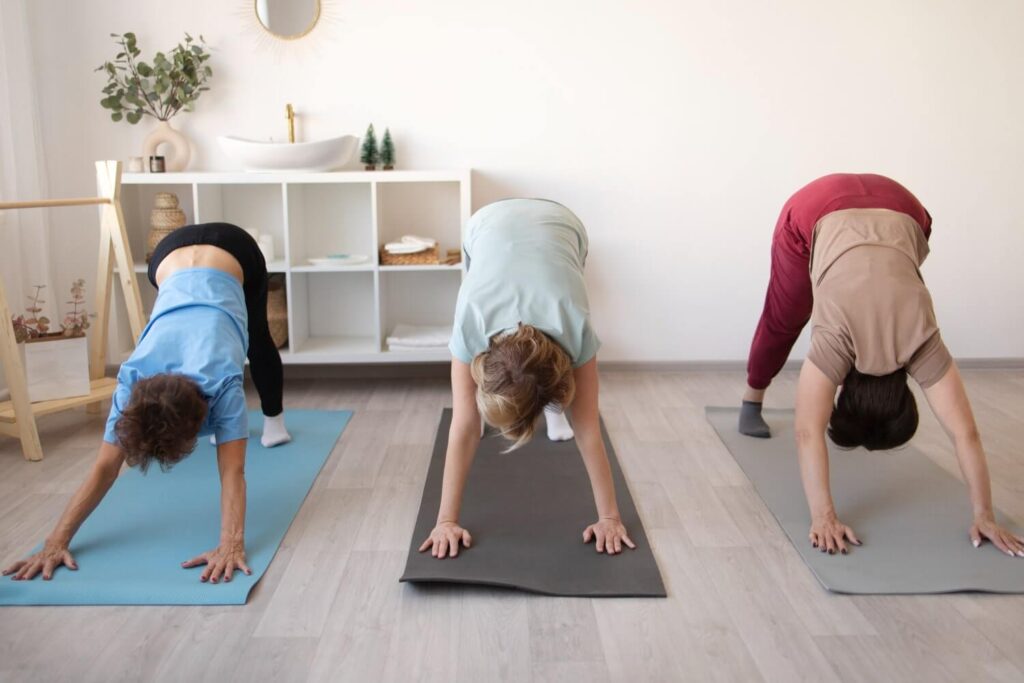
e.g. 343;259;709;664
44;534;71;549
219;529;244;548
810;505;837;523
973;508;995;523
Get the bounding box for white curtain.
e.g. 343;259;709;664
0;0;55;393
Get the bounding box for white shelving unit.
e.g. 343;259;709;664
113;170;471;364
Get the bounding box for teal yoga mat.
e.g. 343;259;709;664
0;410;351;606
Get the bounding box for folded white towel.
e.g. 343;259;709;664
386;324;451;349
384;234;438;254
402;235;437;248
384;242;428;254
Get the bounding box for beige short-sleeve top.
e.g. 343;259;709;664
807;208;953;388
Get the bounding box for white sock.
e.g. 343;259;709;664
261;413;292;448
544;405;574;442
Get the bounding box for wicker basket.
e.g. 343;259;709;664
379;244;441;266
146;192;186;261
267;276;288;349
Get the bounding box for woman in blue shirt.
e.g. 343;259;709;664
4;223;290;584
419;199;636;559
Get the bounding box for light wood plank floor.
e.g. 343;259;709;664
1;369;1023;682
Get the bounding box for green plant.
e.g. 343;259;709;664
10;281;93;343
97;32;212;124
380;128;395;170
361;124;379;169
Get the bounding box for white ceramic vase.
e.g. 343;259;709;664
143;120;191;172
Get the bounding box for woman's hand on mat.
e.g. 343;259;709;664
3;544;78;581
808;513;861;555
583;517;636;555
971;515;1024;558
419;521;473;559
182;543;252;583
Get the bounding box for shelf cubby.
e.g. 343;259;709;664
286;182;375;268
379;269;461;350
377;181;463;257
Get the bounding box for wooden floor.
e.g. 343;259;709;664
1;368;1023;682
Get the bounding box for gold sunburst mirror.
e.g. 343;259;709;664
254;0;322;40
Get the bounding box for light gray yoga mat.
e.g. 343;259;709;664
400;410;666;597
706;406;1024;594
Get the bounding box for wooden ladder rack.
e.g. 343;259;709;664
0;161;146;460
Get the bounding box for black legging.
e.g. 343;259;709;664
148;222;283;417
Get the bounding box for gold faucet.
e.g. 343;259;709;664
286;103;295;143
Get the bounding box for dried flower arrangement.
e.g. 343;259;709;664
11;280;93;343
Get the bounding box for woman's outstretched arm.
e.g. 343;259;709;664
571;358;635;554
795;359;861;555
182;437;253;581
419;358;481;559
3;441;125;580
923;362;1024;557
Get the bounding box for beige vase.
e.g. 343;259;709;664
147;192;187;261
143;120;191;172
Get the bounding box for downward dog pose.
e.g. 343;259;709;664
740;174;1022;557
3;222;292;583
419;199;635;559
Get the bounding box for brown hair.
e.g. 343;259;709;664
828;368;919;451
470;324;575;451
114;373;208;472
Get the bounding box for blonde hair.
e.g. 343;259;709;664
470;324;575;451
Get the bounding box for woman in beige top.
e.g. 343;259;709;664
744;174;1023;559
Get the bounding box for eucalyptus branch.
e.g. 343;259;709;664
97;32;212;125
118;35;163;120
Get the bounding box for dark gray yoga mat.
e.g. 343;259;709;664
400;410;666;597
707;407;1024;594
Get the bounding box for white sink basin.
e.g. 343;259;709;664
218;135;358;172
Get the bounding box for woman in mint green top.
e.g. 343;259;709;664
450;198;601;367
421;199;636;561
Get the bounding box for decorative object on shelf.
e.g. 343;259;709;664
126;156;144;173
361;124;379;170
380;128;395;170
444;248;462;265
267;275;288;349
97;32;213;172
307;254;369;267
386;324;451;351
11;282;93;403
149;155;166;173
147;192;186;261
144;125;185;171
380;245;441;266
384;235;437;254
381;235;442;265
258;234;276;263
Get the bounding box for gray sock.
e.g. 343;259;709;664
739;400;771;438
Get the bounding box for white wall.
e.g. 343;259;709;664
23;0;1024;363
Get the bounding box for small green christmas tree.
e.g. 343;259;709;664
380;128;395;170
361;124;379;170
